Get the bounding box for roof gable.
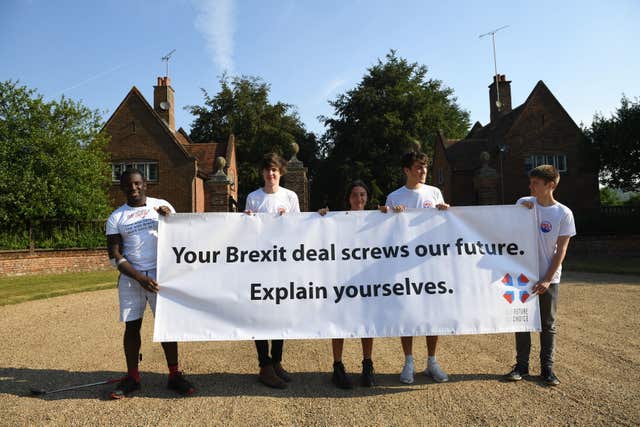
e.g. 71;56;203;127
102;86;194;161
508;80;580;135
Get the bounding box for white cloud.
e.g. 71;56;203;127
193;0;234;73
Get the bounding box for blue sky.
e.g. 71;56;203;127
2;0;638;136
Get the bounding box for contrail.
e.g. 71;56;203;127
56;63;129;96
193;0;234;73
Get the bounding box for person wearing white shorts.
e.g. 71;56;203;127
106;168;196;399
118;269;158;322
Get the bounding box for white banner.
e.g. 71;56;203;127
154;206;540;342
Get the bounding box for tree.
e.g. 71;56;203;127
599;187;623;206
0;80;111;228
187;75;320;206
586;95;640;191
316;51;470;209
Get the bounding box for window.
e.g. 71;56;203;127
524;155;567;173
111;162;159;182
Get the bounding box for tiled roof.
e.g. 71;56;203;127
183;142;228;176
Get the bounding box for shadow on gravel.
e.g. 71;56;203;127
0;368;505;400
1;368;409;400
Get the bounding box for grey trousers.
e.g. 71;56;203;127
515;283;558;370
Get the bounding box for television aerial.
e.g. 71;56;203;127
479;26;509;109
161;49;176;77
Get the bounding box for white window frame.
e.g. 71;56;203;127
524;154;567;173
111;162;159;182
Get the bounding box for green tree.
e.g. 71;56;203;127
316;51;470;209
586;95;640;191
187;75;319;206
0;80;111;228
599;187;623;206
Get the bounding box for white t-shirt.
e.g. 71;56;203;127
105;197;175;271
245;187;300;214
517;196;576;284
385;184;445;209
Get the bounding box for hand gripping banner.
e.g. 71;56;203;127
154;206;540;342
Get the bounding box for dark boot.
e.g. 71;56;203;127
332;361;353;389
259;365;287;389
273;362;292;382
361;358;375;387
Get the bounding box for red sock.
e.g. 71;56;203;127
168;363;179;378
128;368;141;383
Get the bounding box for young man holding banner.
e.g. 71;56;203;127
245;153;300;389
382;151;450;384
505;164;575;386
106;169;195;399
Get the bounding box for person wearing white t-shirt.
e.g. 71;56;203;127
245;153;300;389
505;165;575;386
381;151;450;384
105;168;195;399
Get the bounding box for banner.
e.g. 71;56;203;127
154;206;540;342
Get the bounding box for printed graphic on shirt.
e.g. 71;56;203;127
423;201;433;208
540;221;552;233
123;218;157;235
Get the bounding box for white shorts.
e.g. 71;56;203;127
118;269;157;322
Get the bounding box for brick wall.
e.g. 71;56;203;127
568;234;640;257
0;249;111;277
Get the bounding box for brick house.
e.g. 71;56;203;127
103;77;238;212
433;75;599;217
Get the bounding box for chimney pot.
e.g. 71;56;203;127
488;75;512;122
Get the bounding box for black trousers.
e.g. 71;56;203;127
515;283;558;370
255;340;283;367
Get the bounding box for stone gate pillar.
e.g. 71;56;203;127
285;143;309;212
205;156;236;212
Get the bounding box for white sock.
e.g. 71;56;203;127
428;356;437;365
405;355;414;363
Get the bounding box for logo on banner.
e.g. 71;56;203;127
540;221;552;233
499;273;531;304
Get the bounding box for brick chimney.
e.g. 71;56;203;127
488;74;512;123
153;76;175;131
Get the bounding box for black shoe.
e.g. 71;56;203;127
332;362;353;389
361;359;375;387
110;376;140;399
542;367;560;386
167;371;196;395
504;364;529;381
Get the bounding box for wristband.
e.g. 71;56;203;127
116;258;128;266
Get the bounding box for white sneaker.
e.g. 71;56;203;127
400;358;415;384
425;360;449;383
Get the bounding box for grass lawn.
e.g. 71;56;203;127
0;270;118;306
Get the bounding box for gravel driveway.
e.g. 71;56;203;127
1;271;638;426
